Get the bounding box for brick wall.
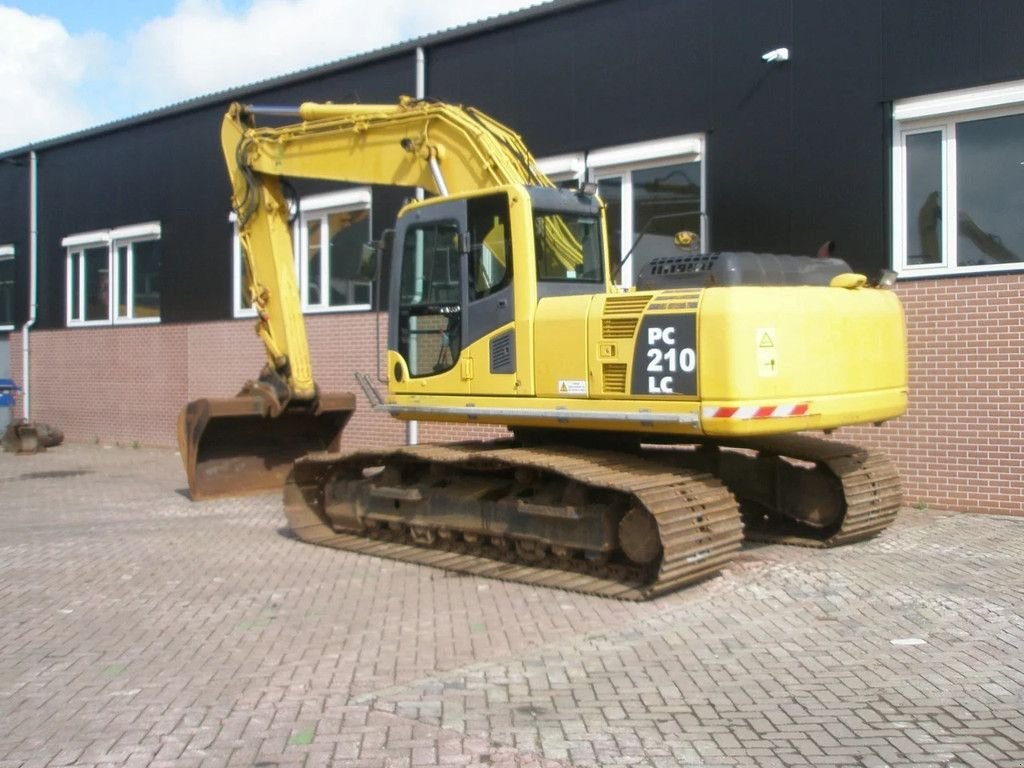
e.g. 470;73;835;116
8;275;1022;514
8;324;188;447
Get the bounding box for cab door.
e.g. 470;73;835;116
390;198;470;393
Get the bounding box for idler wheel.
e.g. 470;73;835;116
619;507;662;565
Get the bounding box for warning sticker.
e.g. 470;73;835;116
756;327;778;377
558;380;588;396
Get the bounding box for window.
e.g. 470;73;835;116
591;139;704;286
0;245;13;330
540;136;704;287
893;80;1024;276
233;188;372;317
64;223;161;326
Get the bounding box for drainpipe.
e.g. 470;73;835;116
407;47;427;447
21;150;38;420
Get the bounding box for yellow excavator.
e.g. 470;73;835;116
179;97;907;599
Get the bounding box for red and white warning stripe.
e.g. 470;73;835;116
703;403;810;420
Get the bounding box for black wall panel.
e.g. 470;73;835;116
705;0;793;255
427;0;711;156
881;1;1024;100
789;0;888;273
0;159;29;327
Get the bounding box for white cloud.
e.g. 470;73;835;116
121;0;540;109
0;0;539;152
0;6;108;150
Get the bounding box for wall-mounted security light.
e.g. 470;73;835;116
762;47;790;63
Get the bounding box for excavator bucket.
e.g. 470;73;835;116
177;392;355;500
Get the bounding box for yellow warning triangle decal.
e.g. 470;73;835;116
759;333;775;348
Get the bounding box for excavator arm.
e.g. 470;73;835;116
179;97;563;500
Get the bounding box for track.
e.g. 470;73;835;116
729;434;903;547
283;435;901;599
284;442;744;600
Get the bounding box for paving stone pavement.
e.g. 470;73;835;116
0;444;1022;768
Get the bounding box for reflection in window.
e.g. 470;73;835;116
534;212;603;282
304;208;371;309
906;131;943;265
306;218;322;305
70;254;80;322
632;163;702;278
956;113;1024;266
131;239;161;318
597;160;703;285
328;210;372;305
83;246;110;322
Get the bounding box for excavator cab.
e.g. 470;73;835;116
386;185;606;394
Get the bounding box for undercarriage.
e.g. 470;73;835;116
282;432;901;599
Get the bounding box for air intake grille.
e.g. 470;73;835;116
647;289;701;312
602;294;652;339
490;332;515;374
603;363;628;394
602;317;639;339
603;294;653;314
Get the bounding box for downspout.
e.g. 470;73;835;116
407;46;427;447
21;150;38;419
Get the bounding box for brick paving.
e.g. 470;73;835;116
0;444;1022;768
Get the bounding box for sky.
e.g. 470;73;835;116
0;0;541;153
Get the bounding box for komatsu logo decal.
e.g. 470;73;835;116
631;315;697;396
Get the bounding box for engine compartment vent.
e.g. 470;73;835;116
603;363;628;394
602;294;652;339
490;332;515;374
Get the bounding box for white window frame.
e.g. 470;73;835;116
0;244;14;331
585;135;705;286
537;153;585;187
232;188;372;318
64;222;161;327
298;189;373;314
230;213;258;319
893;79;1024;277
